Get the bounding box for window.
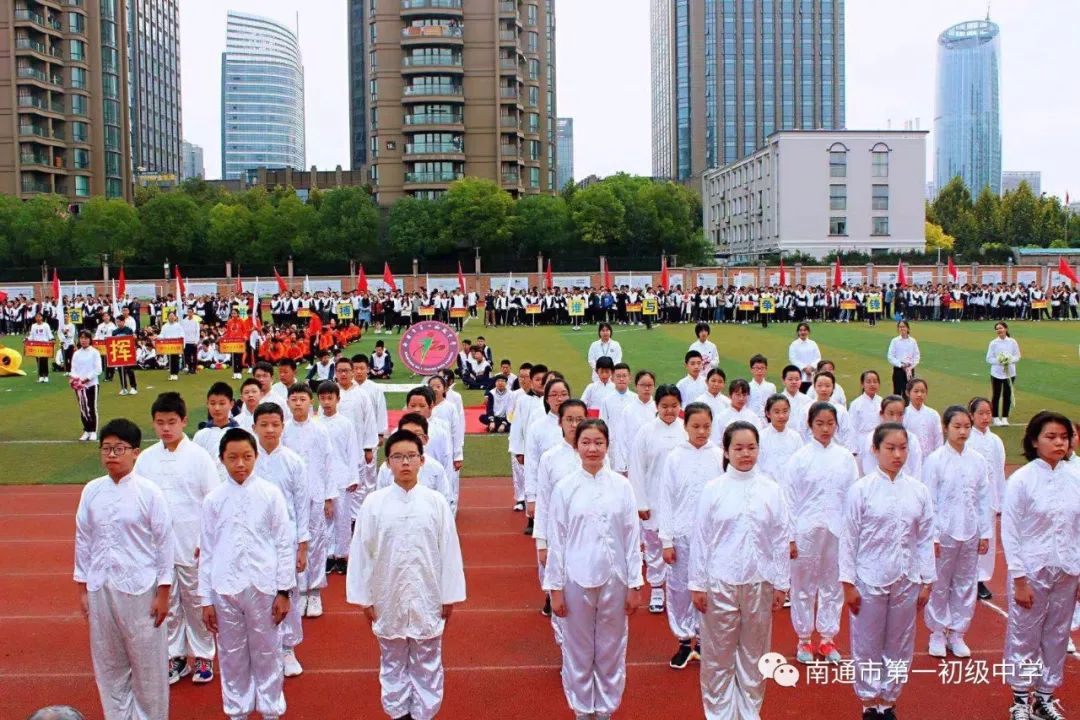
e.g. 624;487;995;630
71;94;88;116
69;39;86;61
68;12;85;32
872;184;889;211
872;217;889;236
527;4;538;26
829;217;847;236
829;184;846;211
829;150;847;177
70;67;87;89
872;150;889;177
529;167;540;188
75;175;90;197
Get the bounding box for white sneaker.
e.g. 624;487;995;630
1000;417;1009;426
992;417;1002;426
169;375;178;381
1067;637;1076;653
78;432;90;442
648;587;665;614
295;593;308;617
949;633;971;658
128;388;138;395
928;631;947;658
88;432;97;442
43;376;49;383
119;388;128;396
282;649;303;677
306;592;323;618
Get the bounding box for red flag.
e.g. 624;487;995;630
833;257;842;287
117;267;126;299
174;265;186;297
545;259;553;290
457;261;467;294
603;258;613;290
383;262;398;292
357;264;368;293
897;260;908;288
947;256;958;282
0;290;6;302
52;268;60;300
779;258;787;287
273;267;288;294
660;256;670;291
1058;256;1079;284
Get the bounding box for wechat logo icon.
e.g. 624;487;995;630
759;652;799;688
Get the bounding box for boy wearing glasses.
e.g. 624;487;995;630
75;418;174;720
374;413;453;511
347;429;466;720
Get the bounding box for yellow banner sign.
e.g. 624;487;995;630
641;298;659;316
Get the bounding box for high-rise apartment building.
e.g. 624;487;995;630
934;18;1001;197
128;0;181;180
349;0;558;204
555;116;572;189
0;0;132;200
651;0;845;183
221;11;305;181
181;139;203;179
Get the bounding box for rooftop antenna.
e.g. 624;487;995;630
986;0;991;20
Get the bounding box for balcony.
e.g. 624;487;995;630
402;84;464;102
499;29;518;45
402;55;464;74
499;57;520;71
14;37;61;60
21;175;54;194
405;112;464;128
501;171;520;185
17;66;63;87
17;95;64;116
13;9;63;35
401;0;463;19
401;25;463;46
500;144;520;156
499;1;517;15
404;171;463;185
20;151;66;172
404;142;465;159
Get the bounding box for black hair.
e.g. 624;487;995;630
317;381;340;397
967;396;992;415
559;399;587;419
397;412;429;435
721;421;760;469
253;360;274;375
375;340;385;348
530;363;549;378
277;358;297;370
335;356;353;367
782;364;801;380
351;353;370;366
518;361;534;371
99;418;141;449
728;378;750;395
816;359;835;371
597;322;612;335
500;358;511;366
218;427;257;458
634;369;656;385
694;322;710;336
287;382;312;398
879;394;906;414
241;377;262;391
207;382;234;401
897;319;911;331
706;367;727;382
542;378;571;414
813;371;836;389
574;417;609;444
808;401;838;425
684;349;703;364
493;374;508;384
860;369;881;385
872;422;908;450
595;356;615;371
942;404;972;429
906;377;928;393
1021;411;1075;462
252;402;284;423
384;428;424;457
613;362;631;373
994;321;1011;338
655;383;681;405
749;353;767;368
317;349;330;358
406;386;435;406
796;322;811;334
683;401;713;423
764;393;790;416
150;391;187;419
78;329;93;341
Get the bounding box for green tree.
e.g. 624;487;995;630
314;187;380;262
1069;213;1080;247
387;197;448;261
570;183;626;246
925;221;955;251
0;193;24;264
253;193;315;261
137;191;204;263
440;178;514;252
639;181;701;256
71;197;141;264
206;203;257;263
513;194;572;256
1035;195;1067;247
14;195;71;265
177;178;226;208
930;177;973;235
972;186;1002;250
1000;181;1039;246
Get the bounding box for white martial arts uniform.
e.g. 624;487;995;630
283;418;335;594
688;339;719;374
695;391;732;428
533;441;582;553
922;443;993;637
346;484;467;720
856;429;923;481
782;438;859;643
509;391;543;500
255;443;310;651
192;421;241;482
676;373;708;406
839;468;936;705
542;467;643;720
658;441;725;642
780;390;812;432
758;424;805;483
134;436;220;662
787;338;822;385
75;472;174;720
967;425;1007;583
198;474;295;720
587;338;623;381
338;381;379;511
524;411;562;504
433;400;464;507
800;399;854;450
1000;458;1080;696
847;394;883;438
747;379;777;418
689;466;793;720
375;457;453;510
581;379;616;415
317;412;362;559
713;405;764;444
629;416;686;587
903;403;943;461
601;393;654;475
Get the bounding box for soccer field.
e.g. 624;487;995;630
1;318;1078;484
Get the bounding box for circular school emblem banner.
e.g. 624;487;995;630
399;320;461;375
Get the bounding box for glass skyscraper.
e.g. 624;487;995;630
651;0;845;182
128;0;182;181
934;19;1001;197
347;0;366;170
556;117;573;189
220;11;305;180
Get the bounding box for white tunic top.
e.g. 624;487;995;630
921;443;993;543
782;439;859;538
581;379;616;413
758;425;805;482
533;440;582;550
601;393;653;473
857;429;924;481
339;383;380;452
847;394;883;437
629;417;686;528
433;401;464;462
542;467;644;591
375;457;453;512
587;339;623;381
346;483;466;640
74;473;175;594
903;404;942;460
1001;458;1080;578
687;339;719;373
788;338;822;383
191;422;240;481
70;347;102;388
134;436;220;567
694;391;732;426
839;469;937;588
283;418;336;503
657;440;725;546
255;443;311;544
747;379;777;418
713;405;764;444
356;378;389;437
197;475;295;604
508;392;542;456
985;337;1021;380
800;400;854;450
886;336;921;371
676;374;708;406
524;412;562;502
316;413;361;490
966;427;1007;511
688;467;793;591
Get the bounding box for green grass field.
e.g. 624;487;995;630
2;318;1078;484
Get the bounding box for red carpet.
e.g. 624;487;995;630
388;404;492;434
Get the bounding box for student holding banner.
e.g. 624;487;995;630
111;315;139;396
26;312;54;382
159;312;185;380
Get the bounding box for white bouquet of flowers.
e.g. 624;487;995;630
995;352;1016;409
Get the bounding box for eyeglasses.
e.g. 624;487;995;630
562;416;585;425
100;444;133;457
388;453;422;464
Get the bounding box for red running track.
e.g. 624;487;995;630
0;481;1076;720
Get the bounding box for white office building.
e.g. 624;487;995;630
703;130;928;261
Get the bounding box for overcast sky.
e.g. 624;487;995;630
180;0;1078;198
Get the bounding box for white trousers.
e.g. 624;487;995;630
790;528;842;640
214;588;286;719
1004;567;1079;694
641;526;667;587
300;499;331;592
699;581;774;720
332;487;355;558
511;456;525;503
665;537;699;641
849;578;919;703
281;583;303;650
536;551;565;646
559;580;629;717
925;535;979;634
88;584;169;720
1073;601;1080;632
168;564;215;660
377;635;444;720
977;521;996;582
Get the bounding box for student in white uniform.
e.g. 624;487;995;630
779;364;812;426
75;418;173;720
334;358;379;518
676;350;708;406
1001;412;1079;720
602;369;656;478
581;356;616;416
428;374;464;510
695;368;731;421
713;379;763;443
134;392;220;685
840;423;936;720
158;312;184;380
758;394;805;482
817;360;848;407
509;364;547;513
902;378;942;461
746;354;776;418
545;419;643;720
858;396;924;480
252;403;310;679
800;371;853;450
630;384;686;614
597;362;634;465
587;323;623;382
525;378;573;532
848;370;884;439
689;421;793;720
966;397;1007;602
688;323;720;374
347;429;467;720
199;428;294;720
922;405;993;659
315;381;361;576
787;323;821;394
404;387;457;501
783;401;859;665
192;382;240;481
234;379;263;431
374;414;454;508
533;400;588;621
658;403;725;669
